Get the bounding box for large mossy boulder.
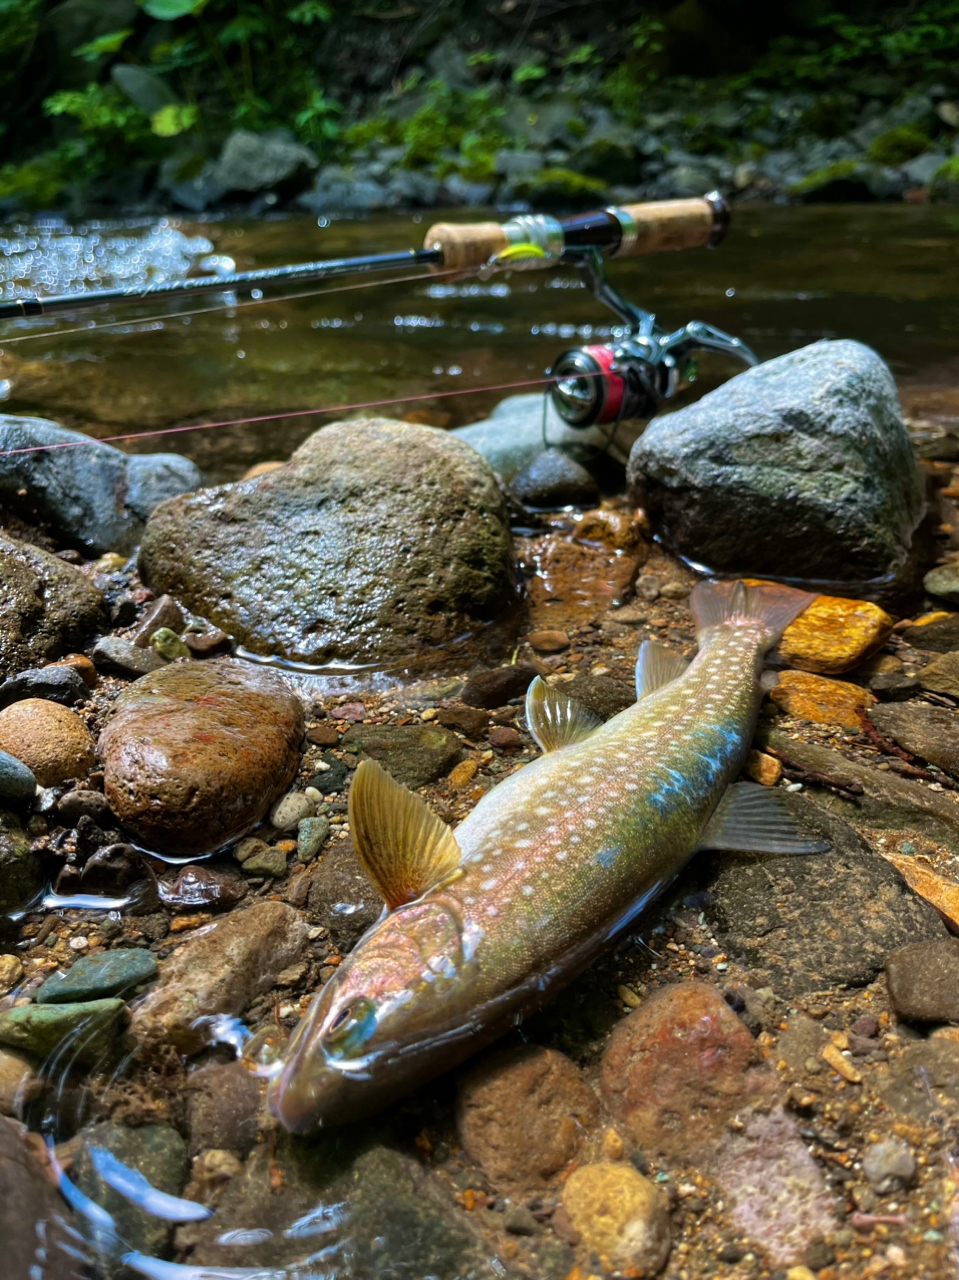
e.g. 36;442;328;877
139;418;517;667
627;340;923;582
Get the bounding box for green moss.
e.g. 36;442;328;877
0;144;86;207
513;167;610;205
866;124;929;166
789;158;860;195
800;94;853;140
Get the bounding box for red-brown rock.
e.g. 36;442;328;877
456;1044;600;1191
99;658;304;855
599;981;776;1160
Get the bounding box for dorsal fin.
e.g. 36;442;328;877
635;639;689;701
696;782;830;855
525;677;603;753
348;760;463;910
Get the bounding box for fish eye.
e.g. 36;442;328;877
322;997;376;1055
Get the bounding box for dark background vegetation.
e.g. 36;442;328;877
4;0;959;211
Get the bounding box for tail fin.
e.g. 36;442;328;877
690;579;817;647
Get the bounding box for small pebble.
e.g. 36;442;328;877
0;750;37;807
150;627;192;661
269;791;315;830
0;955;23;993
92;635;166;677
489;726;523;749
449;759;480;790
50;654;98;689
296;816;329;861
133;594;185;647
526;630;570;653
241;846;288;877
659;581;688;600
235;837;269;865
862;1138;916;1192
744;749;782;786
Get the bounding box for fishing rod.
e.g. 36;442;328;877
0;193;758;429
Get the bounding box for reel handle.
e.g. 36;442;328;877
423;194;728;272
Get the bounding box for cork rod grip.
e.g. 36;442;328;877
616;197;718;255
423;221;510;272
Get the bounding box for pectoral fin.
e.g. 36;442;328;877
526;676;603;753
697;782;830;855
348;759;463;909
635;640;689;701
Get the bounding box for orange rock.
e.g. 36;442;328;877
744;749;782;786
449;759;479;790
573;509;646;553
48;653;97;689
241;461;284;480
0;699;96;786
769;671;875;731
527;629;570;653
777;594;894;675
877;849;959;932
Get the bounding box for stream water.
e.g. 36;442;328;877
3;202;959;1279
2;203;959;481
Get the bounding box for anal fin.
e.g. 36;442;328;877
526;676;603;753
697;782;830;855
636;639;689;701
348;759;463;909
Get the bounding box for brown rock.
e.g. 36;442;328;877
99;658;304;856
461;665;538;710
185;1062;263;1156
886;938;959;1022
131;900;310;1052
919;650;959;698
526;629;570;653
488;726;523;749
0;1048;38;1117
777;593;894;674
448;759;480;790
0;532;106;680
0;699;96;786
241;461;283;480
768;670;874;731
133;594;185;648
599;982;775;1159
436;706;489;738
183;628;232;656
0;1114;78;1280
869;702;959;777
573;509;646;552
457;1045;600;1190
562;1162;671;1273
49;653;97;689
306;724;339;746
899;611;959;653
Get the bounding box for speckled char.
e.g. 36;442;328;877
270;580;821;1131
99;657;304;856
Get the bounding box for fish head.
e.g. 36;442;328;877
268;897;476;1132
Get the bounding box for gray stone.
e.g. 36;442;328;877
511;448;599;508
385;168;441;206
758;727;959;854
442;174;495;204
874;1039;959;1122
861;1138;916;1192
0;415;202;555
111;63;179;114
0;533;105;681
924;563;959;604
298;167;393;213
0;808;44;913
296;815;329;860
627;340;923;581
899;612;959;651
341;723;464;789
308;835;382;949
868;703;959;777
919;650;959;698
901;153;949;186
269;791;314;831
453;393;639;482
0;752;35;808
0;664;88;711
886;938;959;1022
139;419;516;668
157;155;226;213
71;1120;188;1264
36;948;158;1004
703;791;947;996
91;635;166;677
0;1114;78;1280
131;900;310;1052
494;149;545;177
0;998;126;1060
212;129;318;194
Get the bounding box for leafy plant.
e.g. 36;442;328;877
512;61;547;84
73;30;134;62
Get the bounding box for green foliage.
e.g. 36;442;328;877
288;1;332;24
512;62;547;84
866;124;929;164
344;80;506;173
789;158;860;194
0;143;86;208
139;0;208;19
150;103;199;136
73;30;134;61
44;85;151;141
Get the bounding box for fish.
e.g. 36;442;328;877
269;579;829;1132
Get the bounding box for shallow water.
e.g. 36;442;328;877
5;203;959;1278
2;203;959;482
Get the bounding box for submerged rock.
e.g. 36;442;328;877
98;658;304;856
562;1162;671;1273
139;418;517;667
457;1044;600;1191
869;702;959;776
0;751;36;808
0;998;126;1060
130;900;309;1052
36;948;158;1004
307;836;382;950
342;723;464;789
0;415;202;555
0;1115;78;1280
885;938;959;1022
0;808;44;913
627;340;923;581
0;533;105;680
